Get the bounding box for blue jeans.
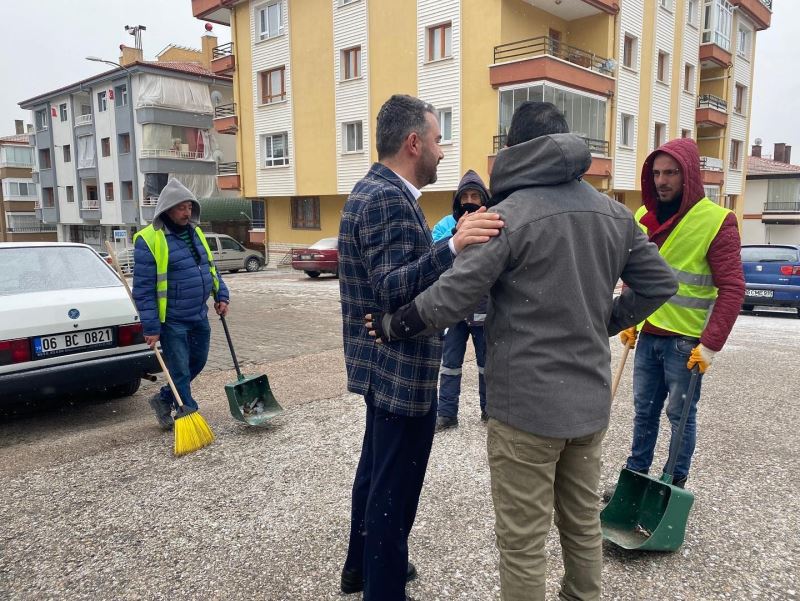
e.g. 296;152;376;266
625;333;704;481
158;318;211;411
437;320;486;418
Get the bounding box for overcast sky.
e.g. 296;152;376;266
1;1;797;158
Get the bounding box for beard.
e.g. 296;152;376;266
415;145;439;187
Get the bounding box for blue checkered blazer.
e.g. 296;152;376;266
338;163;454;416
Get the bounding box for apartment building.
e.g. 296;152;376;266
0;121;57;242
192;0;772;264
741;141;800;244
18;36;236;250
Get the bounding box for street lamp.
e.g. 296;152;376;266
85;56;132;74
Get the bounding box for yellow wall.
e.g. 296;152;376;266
232;3;257;198
636;1;657;174
419;191;455;229
568;13;615;58
368;0;418;163
267;196;345;244
289;0;337;195
500;0;567;46
157;46;204;65
699;68;727;99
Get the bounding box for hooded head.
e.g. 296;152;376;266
452;170;490;219
641;138;705;215
152;178;200;231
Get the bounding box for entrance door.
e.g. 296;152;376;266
549;29;562;58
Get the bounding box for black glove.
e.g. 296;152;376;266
365;301;427;342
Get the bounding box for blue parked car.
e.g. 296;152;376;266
740;244;800;316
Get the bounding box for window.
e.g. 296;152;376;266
3;181;36;197
260;66;286;104
114;84;128;107
97;91;107;112
341;46;361;80
702;0;733;51
654;122;666;149
730;139;742;169
684;64;695;92
657;51;669;83
42;187;55;208
118;133;131;154
39;148;51;169
687;0;698;26
66;186;75;203
659;0;673;10
222;237;244;252
623;34;637;70
339;0;359;5
734;83;746;114
63;144;71;163
35;109;48;131
59;103;68;122
256;1;283;41
704;184;720;203
737;26;752;57
291;197;320;229
121;181;133;200
104;182;114;201
620;114;634;147
251;199;265;227
681;129;692;139
427;22;452;62
343;121;363;153
262;133;289;167
205;236;218;251
1;145;34;167
77;135;96;169
722;195;735;210
438;108;452;143
101;137;111;157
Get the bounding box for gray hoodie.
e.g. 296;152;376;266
410;133;678;439
152;178;201;230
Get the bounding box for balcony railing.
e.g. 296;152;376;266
141;197;159;207
7;224;57;233
74;114;93;127
212;42;233;60
763;201;800;212
494;36;615;75
697;94;727;111
214;103;236;119
217;161;239;175
81;200;100;210
493;134;608;156
251;219;266;229
140;148;208;160
760;0;772;9
35;200;55;209
0;160;34;168
700;156;724;171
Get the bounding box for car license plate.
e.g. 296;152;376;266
300;254;312;260
745;289;773;298
33;328;115;358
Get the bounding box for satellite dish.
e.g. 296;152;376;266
210;90;223;106
754;137;763;145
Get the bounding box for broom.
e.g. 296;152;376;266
106;242;215;456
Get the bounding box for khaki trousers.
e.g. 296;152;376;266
487;419;605;601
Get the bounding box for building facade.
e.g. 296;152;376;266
192;0;772;264
19;37;236;251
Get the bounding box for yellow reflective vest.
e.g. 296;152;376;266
133;225;220;323
634;198;730;338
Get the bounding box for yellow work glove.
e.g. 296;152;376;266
619;327;637;348
687;344;716;373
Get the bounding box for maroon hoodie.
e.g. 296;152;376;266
638;138;744;351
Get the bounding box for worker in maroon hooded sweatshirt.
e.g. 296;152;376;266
613;138;744;492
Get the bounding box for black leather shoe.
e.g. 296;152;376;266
340;562;417;594
434;415;458;433
480;411;489;423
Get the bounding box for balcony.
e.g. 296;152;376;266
520;0;619;18
217;161;241;190
74;114;93;127
491;36;616;97
700;156;725;186
213;103;238;135
140;148;207;160
762;201;800;224
489;134;611;178
730;0;772;30
211;42;235;75
699;42;732;69
696;94;728;128
140;197;158;222
80;199;101;221
191;0;233;25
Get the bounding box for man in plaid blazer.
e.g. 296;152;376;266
338;94;503;601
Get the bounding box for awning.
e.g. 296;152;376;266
198;197;251;222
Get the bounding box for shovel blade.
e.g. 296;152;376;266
601;468;694;552
225;373;283;426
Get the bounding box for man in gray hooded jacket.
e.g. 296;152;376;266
366;102;677;600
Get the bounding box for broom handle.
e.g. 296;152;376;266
219;315;243;381
611;342;632;400
105;241;184;408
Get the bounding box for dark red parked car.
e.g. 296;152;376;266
291;238;338;278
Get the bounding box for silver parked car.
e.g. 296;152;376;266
203;233;265;273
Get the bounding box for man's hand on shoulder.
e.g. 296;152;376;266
451;207;504;254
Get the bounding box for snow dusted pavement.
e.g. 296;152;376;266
0;273;798;600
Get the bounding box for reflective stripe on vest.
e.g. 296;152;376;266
634;198;730;338
133;224;220;323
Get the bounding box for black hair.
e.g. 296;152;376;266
506;101;569;147
376;94;436;160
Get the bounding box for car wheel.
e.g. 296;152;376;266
305;270;320;278
742;304;754;312
107;378;142;398
246;257;261;272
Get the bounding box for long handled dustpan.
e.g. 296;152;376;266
601;366;700;552
219;314;283;426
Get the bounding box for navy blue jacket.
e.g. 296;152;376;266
338;163;454;416
132;225;230;336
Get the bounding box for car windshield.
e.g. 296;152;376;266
310;238;338;250
741;247;799;263
0;246;122;296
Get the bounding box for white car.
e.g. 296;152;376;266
0;242;160;403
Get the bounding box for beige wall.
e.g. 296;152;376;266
500;0;567;45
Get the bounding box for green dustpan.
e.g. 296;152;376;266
220;315;283;426
601;367;700;552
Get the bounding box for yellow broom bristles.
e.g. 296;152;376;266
174;411;215;456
